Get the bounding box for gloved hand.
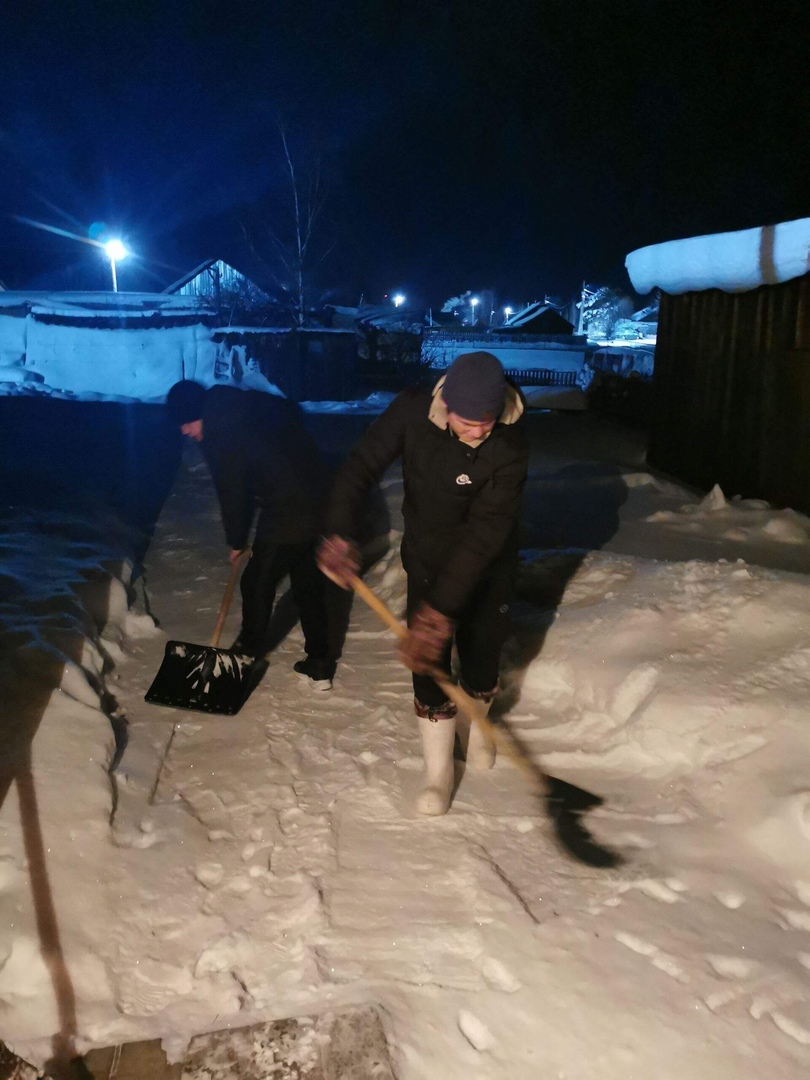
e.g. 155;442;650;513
317;534;360;589
398;603;455;674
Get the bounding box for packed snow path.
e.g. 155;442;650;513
3;415;810;1078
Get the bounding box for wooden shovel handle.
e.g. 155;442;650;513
348;575;544;791
350;575;407;640
210;549;250;647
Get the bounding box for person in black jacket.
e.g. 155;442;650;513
166;381;335;689
318;352;528;813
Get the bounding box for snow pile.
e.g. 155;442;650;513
0;512;147;1042
515;550;810;784
646;484;810;546
626;216;810;296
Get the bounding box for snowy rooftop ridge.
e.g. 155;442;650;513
0;291;212;317
626;216;810;296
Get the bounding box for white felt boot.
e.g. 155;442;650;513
456;701;496;770
415;716;456;816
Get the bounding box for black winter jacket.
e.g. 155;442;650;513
200;386;329;550
325;379;528;617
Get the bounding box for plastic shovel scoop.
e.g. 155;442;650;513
145;552;260;715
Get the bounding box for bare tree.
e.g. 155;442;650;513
243;122;334;326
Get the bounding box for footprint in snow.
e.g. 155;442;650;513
457;1010;496;1052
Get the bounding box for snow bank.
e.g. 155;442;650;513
646;484;810;547
515;549;810;784
0;512;149;1047
626;217;810;296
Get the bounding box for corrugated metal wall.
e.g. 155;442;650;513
648;275;810;512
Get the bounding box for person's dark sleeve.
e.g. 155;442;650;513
428;435;528;617
324;391;412;539
207;445;255;551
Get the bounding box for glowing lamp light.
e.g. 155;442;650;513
504;306;513;320
104;238;128;261
393;293;405;307
103;238;128;291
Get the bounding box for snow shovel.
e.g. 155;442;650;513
349;575;622;868
145;551;259;716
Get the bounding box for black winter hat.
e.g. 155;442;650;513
166;380;206;424
441;351;506;421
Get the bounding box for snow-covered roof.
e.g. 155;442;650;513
626;217;810;296
162;257;270;298
0;290;212;318
504;302;573;332
504;301;546;327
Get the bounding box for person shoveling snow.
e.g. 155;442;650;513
166;380;338;689
318;351;528;815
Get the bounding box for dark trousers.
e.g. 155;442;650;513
406;560;514;709
240;537;330;661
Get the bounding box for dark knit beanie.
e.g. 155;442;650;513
166;380;206;424
441;351;506;420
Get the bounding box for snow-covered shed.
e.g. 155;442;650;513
626;217;810;513
0;292;219;399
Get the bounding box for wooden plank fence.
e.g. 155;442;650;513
503;368;579;386
648;274;810;512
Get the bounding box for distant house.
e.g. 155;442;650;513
626;216;810;513
163;258;270;307
502;302;574;335
422;304;590;409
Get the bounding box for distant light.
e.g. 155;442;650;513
104;239;128;261
470;297;479;307
504;306;513;319
393;294;405;307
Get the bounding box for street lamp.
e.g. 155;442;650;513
393;293;405;308
470;296;479;325
104;239;128;292
504;306;513;322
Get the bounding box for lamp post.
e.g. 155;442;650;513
393;293;405;308
470;296;479;325
504;306;513;323
104;239;128;292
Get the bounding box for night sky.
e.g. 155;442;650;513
1;0;807;307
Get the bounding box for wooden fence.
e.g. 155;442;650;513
503;368;579;386
648;274;810;512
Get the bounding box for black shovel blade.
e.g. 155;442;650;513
145;640;259;715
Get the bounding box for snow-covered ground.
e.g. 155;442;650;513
2;408;810;1077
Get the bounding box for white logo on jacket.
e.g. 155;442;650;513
455;473;472;485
